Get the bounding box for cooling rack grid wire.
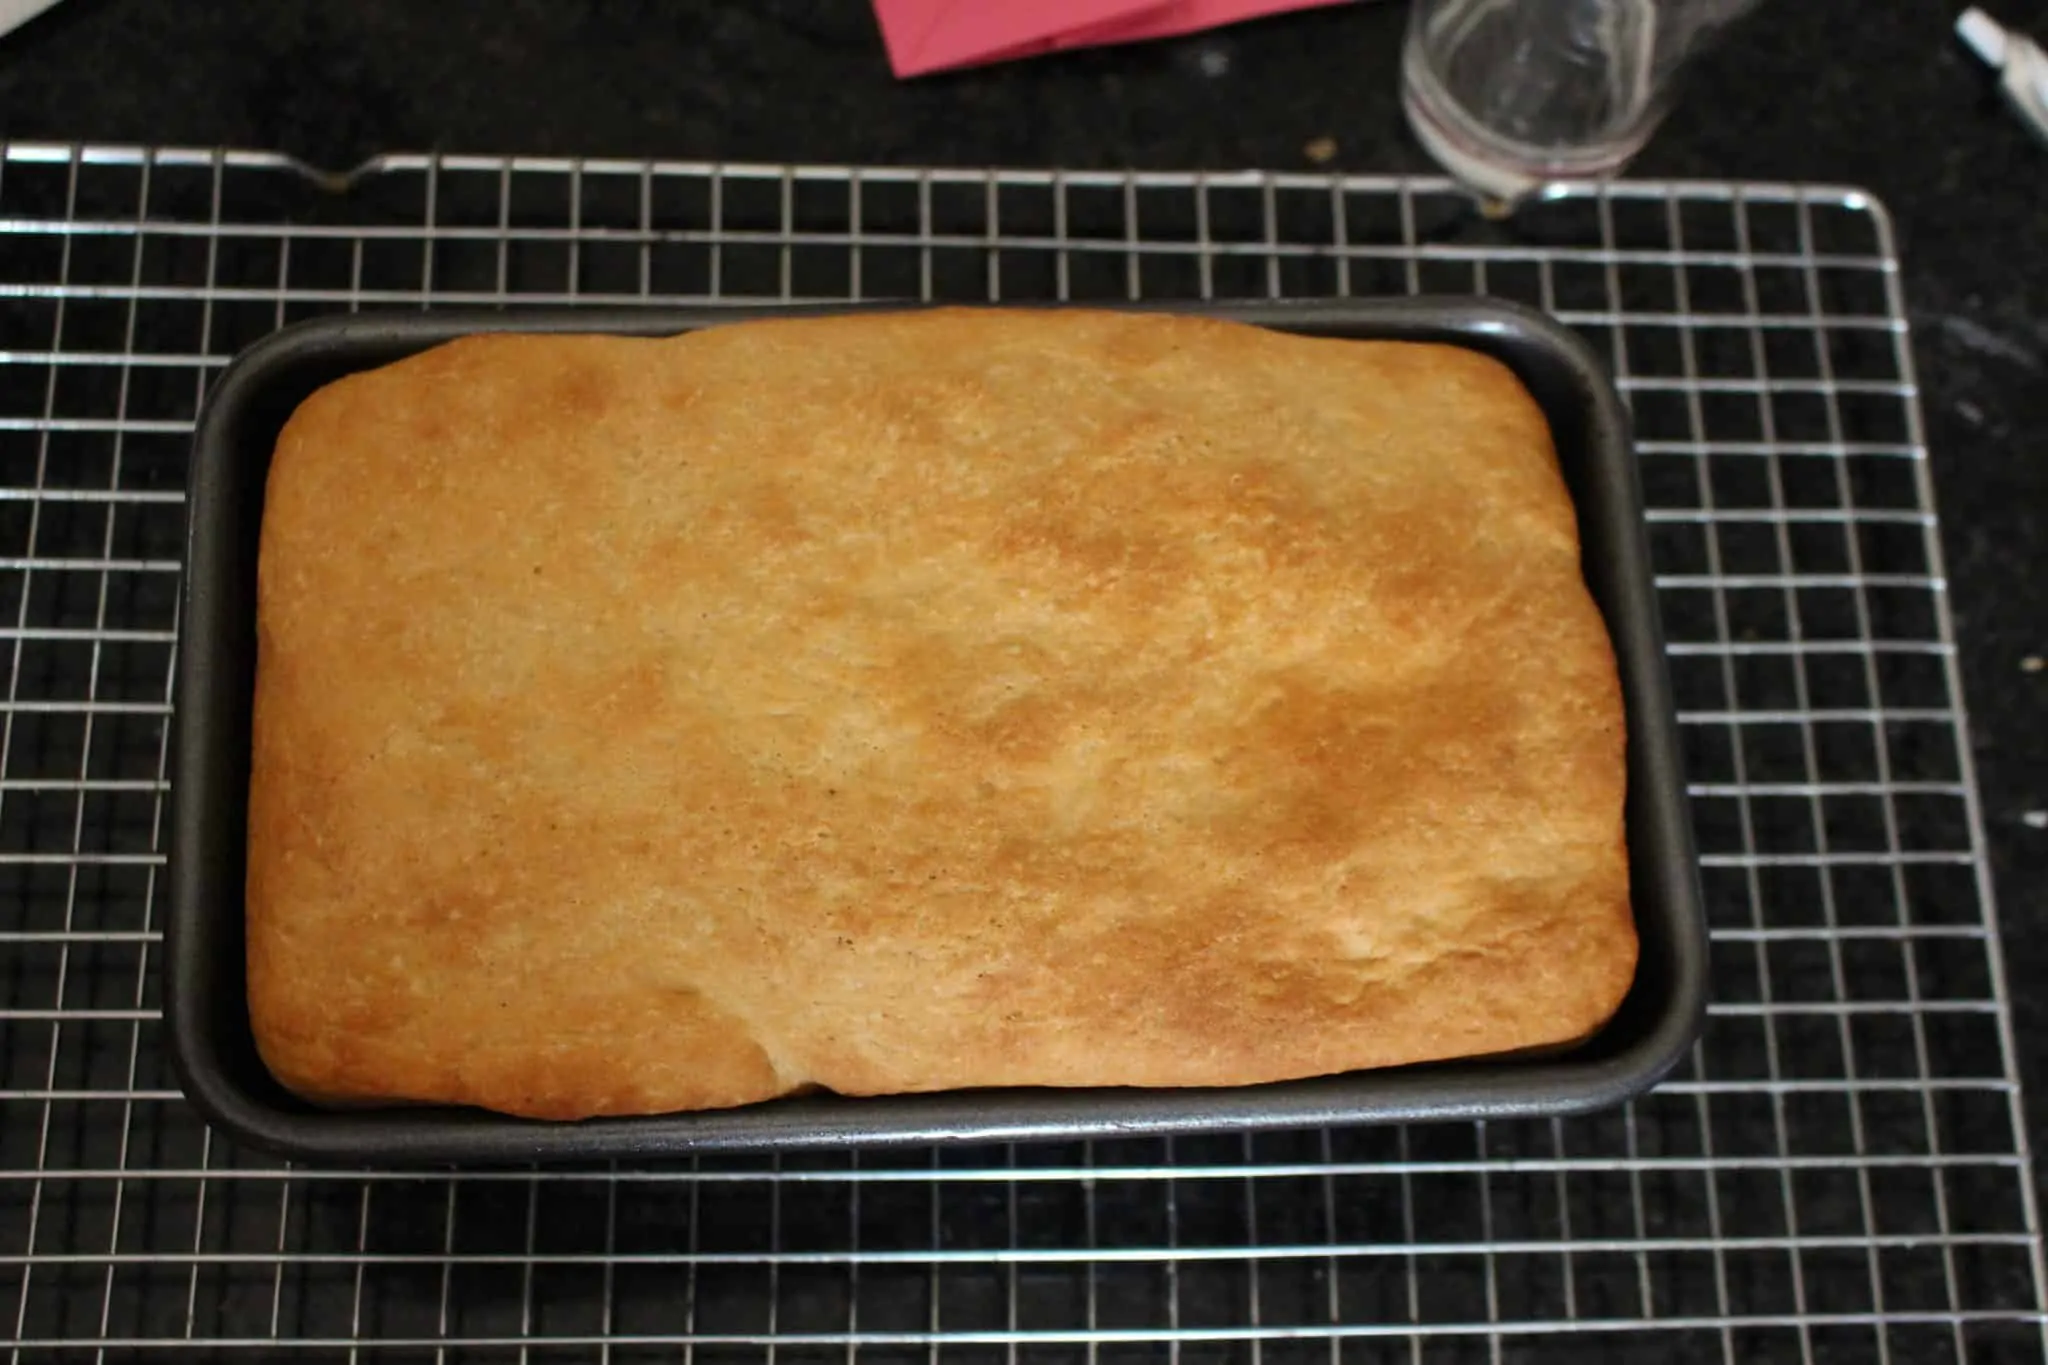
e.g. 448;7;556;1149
0;144;2038;1364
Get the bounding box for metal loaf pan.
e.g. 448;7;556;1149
169;299;1707;1163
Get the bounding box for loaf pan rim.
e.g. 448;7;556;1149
168;297;1707;1163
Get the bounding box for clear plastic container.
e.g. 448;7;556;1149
1402;0;1761;208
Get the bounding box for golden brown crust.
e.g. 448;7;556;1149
247;307;1634;1120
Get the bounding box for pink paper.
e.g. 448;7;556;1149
873;0;1359;79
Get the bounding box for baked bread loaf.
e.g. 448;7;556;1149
248;307;1635;1120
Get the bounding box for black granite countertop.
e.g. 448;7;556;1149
0;0;2040;1145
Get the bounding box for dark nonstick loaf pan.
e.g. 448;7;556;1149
168;299;1706;1163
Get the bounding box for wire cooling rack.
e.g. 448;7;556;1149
0;144;2039;1364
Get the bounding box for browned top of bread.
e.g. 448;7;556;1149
248;307;1634;1120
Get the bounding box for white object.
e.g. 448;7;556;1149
1958;6;2048;146
0;0;63;42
